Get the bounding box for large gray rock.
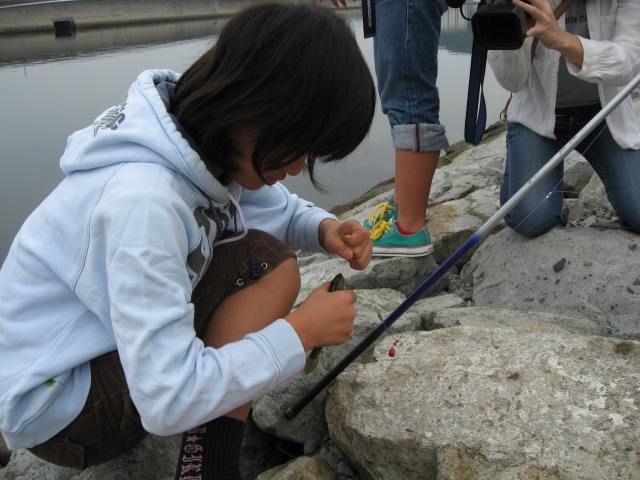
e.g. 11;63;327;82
426;186;502;265
429;306;603;336
296;254;452;306
407;293;467;329
252;289;422;451
326;324;640;480
468;227;640;338
255;455;333;480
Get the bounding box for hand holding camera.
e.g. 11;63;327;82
513;0;568;50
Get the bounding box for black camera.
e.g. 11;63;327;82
471;0;529;50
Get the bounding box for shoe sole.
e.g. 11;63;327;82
372;244;434;257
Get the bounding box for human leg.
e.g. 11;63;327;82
369;0;448;256
201;263;300;420
580;125;640;233
501;122;564;238
175;229;299;480
395;149;439;232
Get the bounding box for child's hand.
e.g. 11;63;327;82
286;281;357;350
319;219;372;270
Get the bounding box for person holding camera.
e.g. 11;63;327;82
488;0;640;238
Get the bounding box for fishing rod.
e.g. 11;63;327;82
285;70;640;420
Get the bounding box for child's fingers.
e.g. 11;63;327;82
343;229;369;248
335;289;357;304
349;243;372;270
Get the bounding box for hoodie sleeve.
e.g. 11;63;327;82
85;187;305;436
566;1;640;86
239;183;337;252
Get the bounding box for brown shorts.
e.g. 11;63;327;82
28;229;296;469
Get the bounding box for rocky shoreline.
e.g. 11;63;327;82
1;99;639;479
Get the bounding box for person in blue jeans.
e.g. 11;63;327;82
489;0;640;238
323;0;450;257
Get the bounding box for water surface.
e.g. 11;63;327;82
0;7;509;260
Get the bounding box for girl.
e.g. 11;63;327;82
489;0;640;238
0;3;376;478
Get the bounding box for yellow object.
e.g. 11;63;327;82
369;219;392;241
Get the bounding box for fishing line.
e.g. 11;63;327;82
284;71;640;421
510;119;610;233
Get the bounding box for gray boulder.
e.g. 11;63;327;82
467;227;640;338
252;289;422;451
296;254;452;306
429;306;603;335
407;293;467;329
326;323;640;480
255;454;333;480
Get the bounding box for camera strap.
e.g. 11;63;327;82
465;0;575;145
361;0;375;38
464;39;488;145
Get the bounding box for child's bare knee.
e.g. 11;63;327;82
275;257;301;299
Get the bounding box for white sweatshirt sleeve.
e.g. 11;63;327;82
567;1;640;86
88;189;305;435
239;183;337;252
487;37;535;93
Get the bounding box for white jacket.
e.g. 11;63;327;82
488;0;640;149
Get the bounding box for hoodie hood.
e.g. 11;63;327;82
59;69;231;205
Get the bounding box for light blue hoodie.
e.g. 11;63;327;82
0;69;335;449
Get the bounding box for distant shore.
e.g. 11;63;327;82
0;0;360;35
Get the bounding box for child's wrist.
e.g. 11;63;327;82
285;310;315;351
318;218;339;251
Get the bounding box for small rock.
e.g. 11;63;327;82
0;436;10;467
553;258;567;273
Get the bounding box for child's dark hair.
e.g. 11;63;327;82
170;3;376;188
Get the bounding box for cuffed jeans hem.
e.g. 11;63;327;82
391;123;450;153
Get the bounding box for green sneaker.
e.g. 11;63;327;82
369;219;433;257
362;197;398;230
